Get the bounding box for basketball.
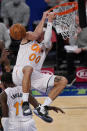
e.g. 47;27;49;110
10;23;26;40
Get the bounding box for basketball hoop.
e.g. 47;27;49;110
48;2;78;40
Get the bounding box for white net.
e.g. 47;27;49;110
53;4;77;40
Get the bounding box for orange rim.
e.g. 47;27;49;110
48;2;78;16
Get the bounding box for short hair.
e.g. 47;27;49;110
1;72;13;84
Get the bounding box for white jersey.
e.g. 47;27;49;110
15;40;48;71
2;86;37;131
5;86;32;121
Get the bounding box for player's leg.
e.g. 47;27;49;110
29;91;53;123
33;74;67;119
47;76;68;100
12;66;33;116
39;76;67;113
22;66;33;116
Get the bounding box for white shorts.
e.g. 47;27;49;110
2;117;37;131
12;66;56;93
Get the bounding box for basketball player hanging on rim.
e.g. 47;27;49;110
11;11;68;119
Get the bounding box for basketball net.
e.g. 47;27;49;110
52;2;78;40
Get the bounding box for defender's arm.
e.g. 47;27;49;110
0;91;8;117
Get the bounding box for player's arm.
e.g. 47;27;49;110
29;91;39;108
0;91;8;117
0;41;5;51
26;11;49;41
0;41;5;64
0;48;11;72
43;12;56;52
45;106;65;114
29;91;65;114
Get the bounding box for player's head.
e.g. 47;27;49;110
1;72;14;89
10;23;26;41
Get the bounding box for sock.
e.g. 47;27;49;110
42;97;52;107
23;93;29;102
